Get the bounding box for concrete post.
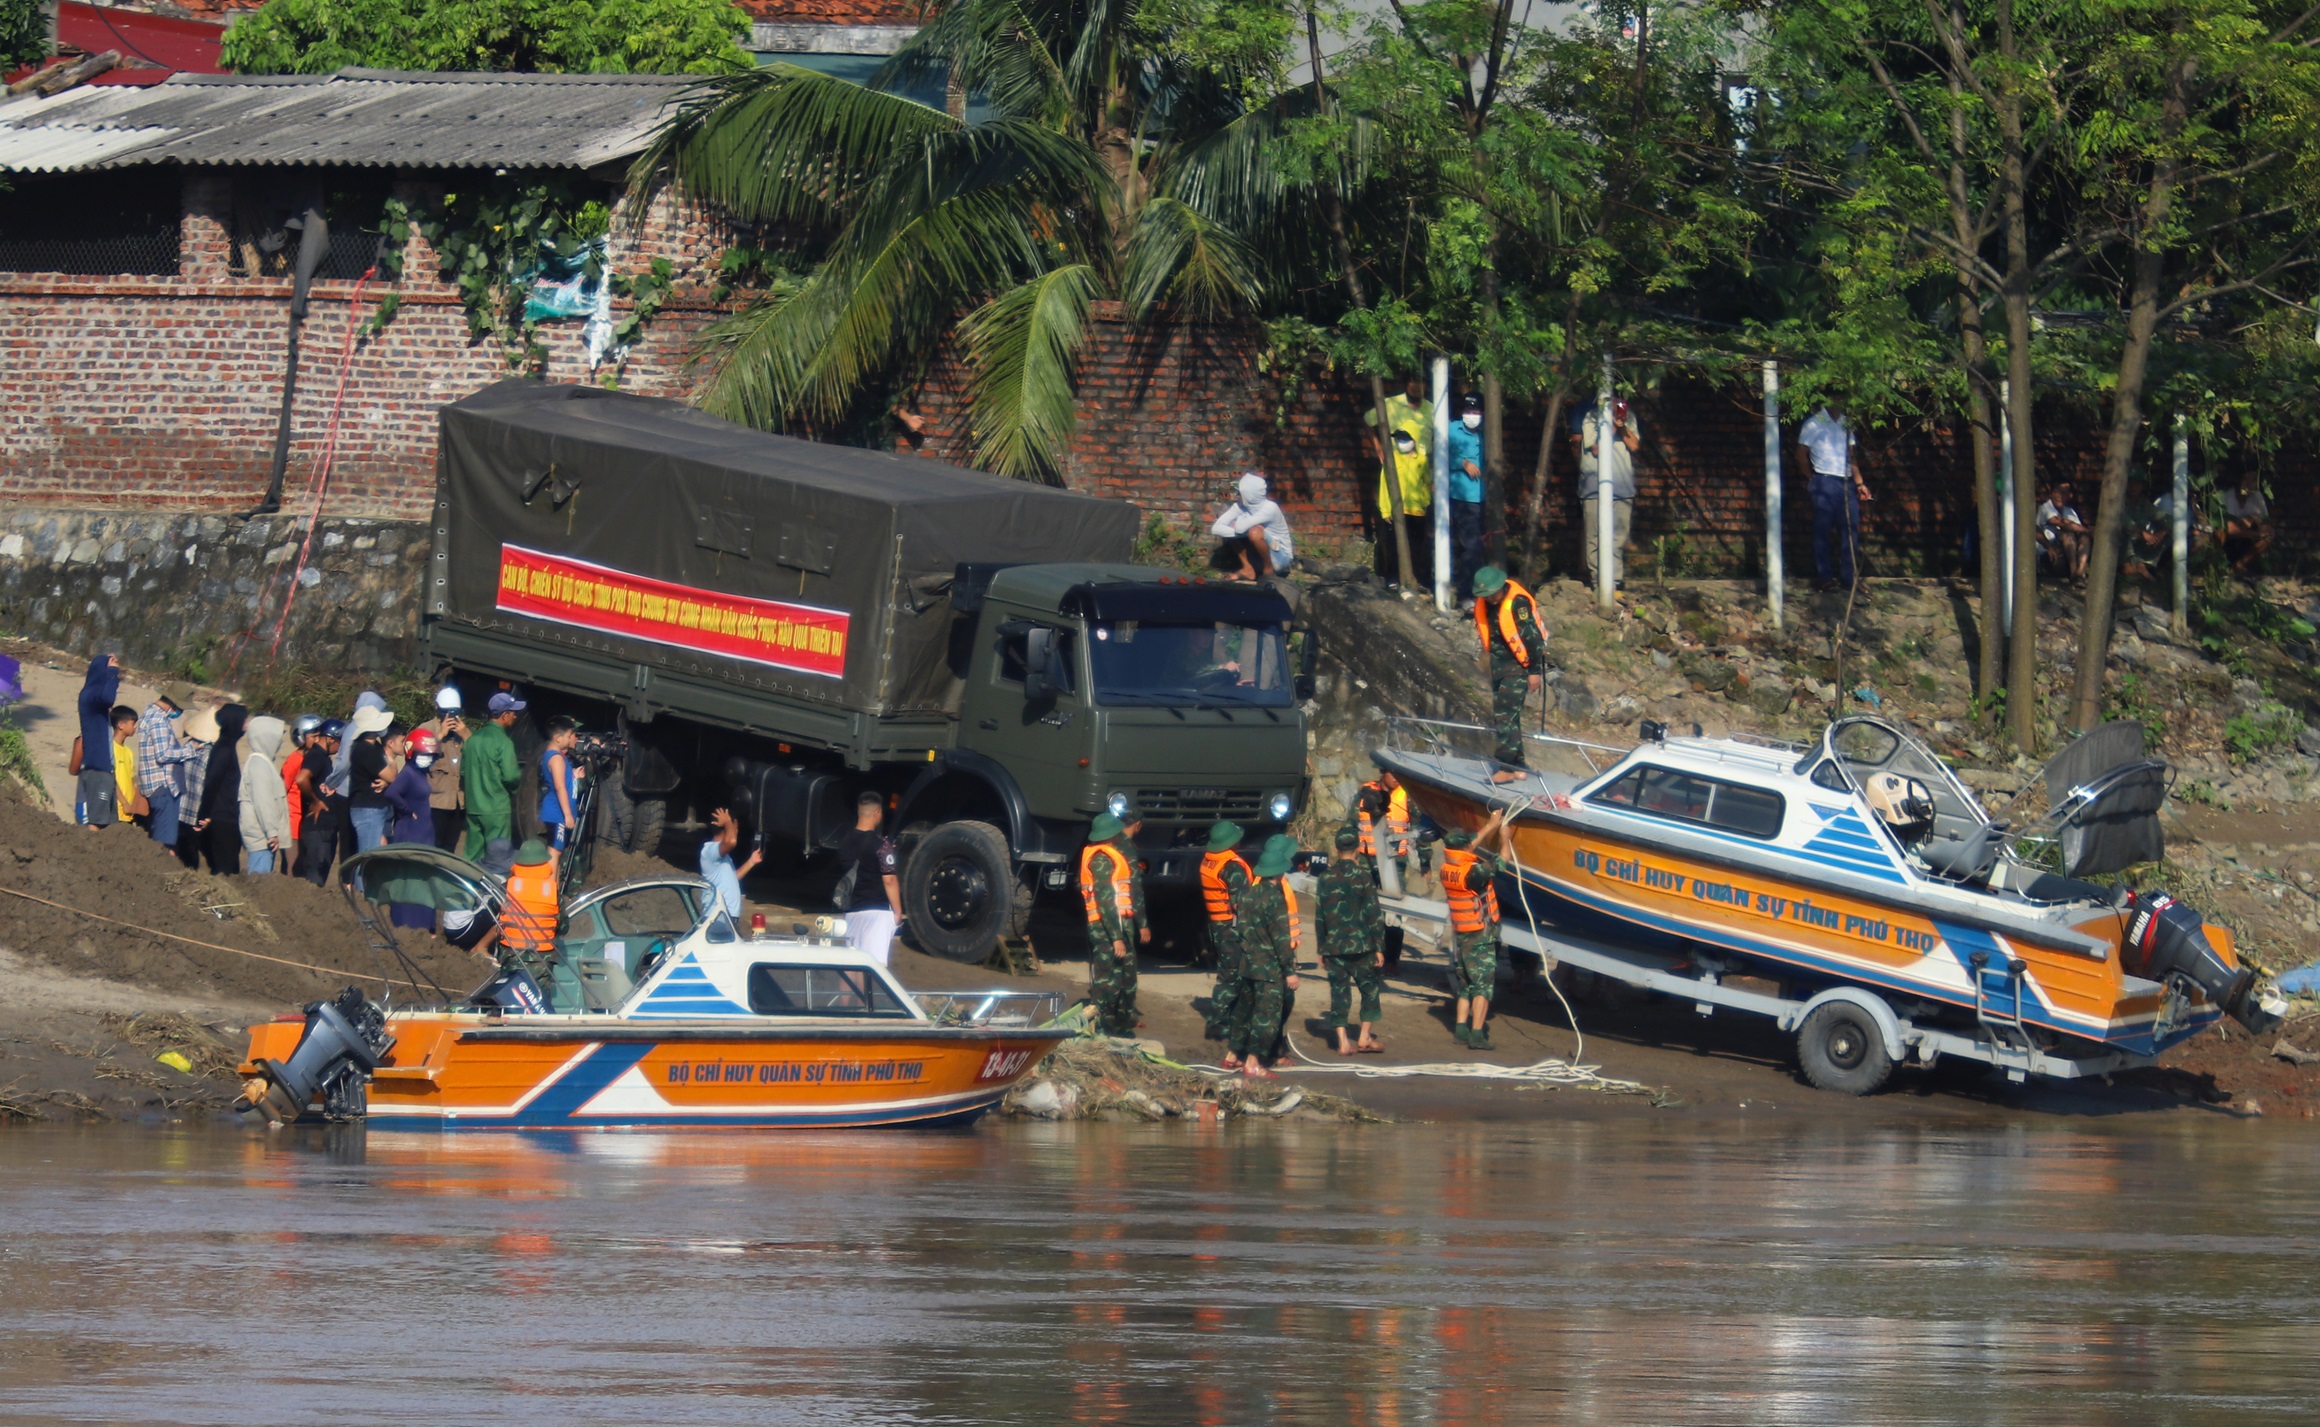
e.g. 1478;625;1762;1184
1595;354;1615;615
1763;360;1782;632
1431;355;1453;613
1998;378;2014;628
2172;415;2191;640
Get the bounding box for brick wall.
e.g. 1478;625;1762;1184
0;175;729;519
905;304;1378;552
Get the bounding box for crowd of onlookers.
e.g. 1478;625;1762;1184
67;664;563;897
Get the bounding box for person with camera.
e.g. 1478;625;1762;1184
835;792;904;966
419;686;467;852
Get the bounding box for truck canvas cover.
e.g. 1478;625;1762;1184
434;381;1140;717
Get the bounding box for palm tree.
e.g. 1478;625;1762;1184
632;0;1296;482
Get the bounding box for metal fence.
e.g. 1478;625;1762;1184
0;227;180;277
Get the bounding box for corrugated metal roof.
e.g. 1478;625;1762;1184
0;68;699;173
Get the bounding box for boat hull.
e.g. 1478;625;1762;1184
1399;783;2214;1058
242;1017;1070;1130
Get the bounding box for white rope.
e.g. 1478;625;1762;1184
1187;792;1661;1098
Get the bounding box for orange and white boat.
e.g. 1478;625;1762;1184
1378;715;2283;1093
237;847;1066;1129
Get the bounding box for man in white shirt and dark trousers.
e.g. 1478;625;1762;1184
835;792;903;966
1797;400;1871;592
1575;400;1640;592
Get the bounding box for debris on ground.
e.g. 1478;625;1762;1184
1002;1035;1385;1123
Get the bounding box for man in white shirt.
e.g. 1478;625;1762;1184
1573;400;1640;591
1209;472;1294;580
1796;400;1871;591
2223;471;2272;574
2035;480;2090;582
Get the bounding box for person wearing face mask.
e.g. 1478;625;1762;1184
1447;392;1487;602
386;729;439;929
1208;471;1294;581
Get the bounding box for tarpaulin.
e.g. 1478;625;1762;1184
434;381;1141;718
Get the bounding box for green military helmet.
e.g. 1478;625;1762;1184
1472;565;1508;598
1089;812;1124;842
1333;824;1361;850
1207;820;1244;852
1442;827;1474;849
1254;833;1298;877
513;838;552;866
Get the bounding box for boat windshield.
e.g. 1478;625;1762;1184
1087;620;1293;708
746;964;915;1018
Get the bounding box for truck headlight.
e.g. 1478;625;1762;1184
1267;791;1294;823
1106;791;1131;819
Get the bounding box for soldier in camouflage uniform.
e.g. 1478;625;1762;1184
1471;565;1545;782
1226;834;1301;1078
1080;810;1148;1037
1440;809;1514;1050
1318;824;1387;1054
1198;820;1251;1042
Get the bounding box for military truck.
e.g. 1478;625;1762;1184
424;381;1309;959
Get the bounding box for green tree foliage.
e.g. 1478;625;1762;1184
219;0;751;76
1;0;46;72
633;0;1301;482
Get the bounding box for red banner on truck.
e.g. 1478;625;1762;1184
495;543;850;679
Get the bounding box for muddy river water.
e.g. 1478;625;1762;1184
3;1118;2317;1424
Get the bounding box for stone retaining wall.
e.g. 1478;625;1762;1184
0;507;429;673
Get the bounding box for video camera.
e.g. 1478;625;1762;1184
568;729;629;772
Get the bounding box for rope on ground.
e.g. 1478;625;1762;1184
0;884;425;991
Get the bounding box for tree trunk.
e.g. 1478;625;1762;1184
2070;62;2189;733
1941;17;2004;700
1522;288;1585;581
1305;7;1416;590
1479;251;1507;568
1996;0;2040;752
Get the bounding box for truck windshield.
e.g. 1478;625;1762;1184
1087;621;1292;707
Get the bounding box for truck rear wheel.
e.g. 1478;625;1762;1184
1796;1002;1895;1096
903;820;1013;962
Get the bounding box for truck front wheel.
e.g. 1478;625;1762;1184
903;821;1014;962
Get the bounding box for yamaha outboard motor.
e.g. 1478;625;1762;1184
2124;892;2284;1033
471;966;550;1015
236;986;394;1123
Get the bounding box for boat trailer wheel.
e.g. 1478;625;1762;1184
1797;1001;1895;1096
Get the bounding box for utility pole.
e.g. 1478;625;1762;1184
1594;354;1615;616
2171;416;2190;640
1763;360;1782;633
1431;355;1453;613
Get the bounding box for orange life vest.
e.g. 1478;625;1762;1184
1358;782;1411;858
1284;880;1300;954
1440;847;1499;934
1080;841;1136;926
502;863;561;954
1474;580;1541;667
1200;850;1250;922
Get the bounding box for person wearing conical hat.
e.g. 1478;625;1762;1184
1079;810;1148;1037
1226;833;1301;1078
1319;824;1387;1055
1197;820;1252;1043
1471;565;1545;784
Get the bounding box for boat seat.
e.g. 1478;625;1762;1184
1919;821;2008;884
577;958;635;1011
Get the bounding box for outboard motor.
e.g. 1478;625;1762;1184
2123;892;2284;1033
471;966;551;1015
236;986;394;1123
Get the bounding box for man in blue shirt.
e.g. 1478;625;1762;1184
700;806;763;919
1445;392;1486;601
